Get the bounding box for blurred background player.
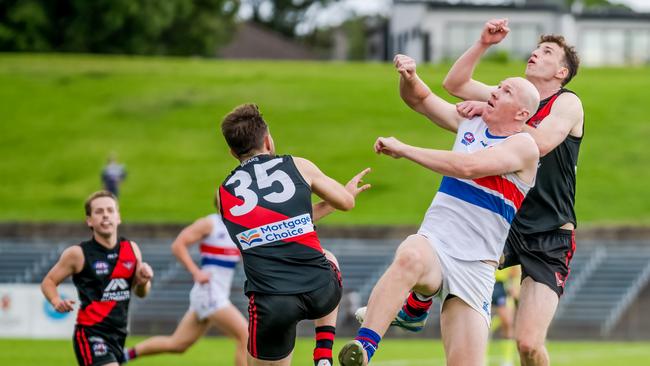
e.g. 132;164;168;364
490;266;521;366
41;190;153;366
123;193;248;365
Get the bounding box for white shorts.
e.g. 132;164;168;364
418;232;496;328
189;278;232;320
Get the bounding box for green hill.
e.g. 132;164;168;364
1;54;648;225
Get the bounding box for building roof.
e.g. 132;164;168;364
219;22;318;60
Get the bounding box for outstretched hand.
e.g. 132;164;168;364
374;137;407;159
480;18;509;46
345;168;372;197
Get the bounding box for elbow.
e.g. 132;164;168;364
442;77;460;96
338;194;355;212
455;159;481;179
538;143;552;157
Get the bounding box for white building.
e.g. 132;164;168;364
389;0;650;66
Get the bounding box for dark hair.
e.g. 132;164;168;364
221;104;268;157
84;190;118;216
539;34;580;86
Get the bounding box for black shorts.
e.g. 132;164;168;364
501;227;576;297
73;325;126;366
247;263;342;361
491;281;507;307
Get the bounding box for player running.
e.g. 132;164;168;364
490;267;520;366
41;191;153;366
123;195;248;365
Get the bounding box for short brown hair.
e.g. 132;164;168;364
84;190;118;216
221;104;268;157
539;34;580;86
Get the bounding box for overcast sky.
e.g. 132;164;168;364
336;0;650;13
617;0;650;11
240;0;650;35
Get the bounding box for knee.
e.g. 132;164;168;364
516;336;543;358
393;247;425;277
170;341;192;354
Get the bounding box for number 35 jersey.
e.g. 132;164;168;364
219;154;331;295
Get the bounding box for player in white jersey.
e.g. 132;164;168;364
339;72;540;365
123;198;248;365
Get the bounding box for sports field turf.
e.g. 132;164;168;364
1;337;649;365
1;54;649;225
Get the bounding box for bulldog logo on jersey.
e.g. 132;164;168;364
461;132;475;146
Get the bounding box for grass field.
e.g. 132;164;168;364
1;337;650;365
1;54;649;225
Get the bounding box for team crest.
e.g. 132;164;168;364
89;337;107;356
122;261;134;270
461;132;475;146
93;261;110;275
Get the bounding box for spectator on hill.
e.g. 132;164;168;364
102;153;127;197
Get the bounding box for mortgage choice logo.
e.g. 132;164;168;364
237;213;314;250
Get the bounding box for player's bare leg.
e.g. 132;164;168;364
131;310;209;357
309;250;340;366
514;277;558;366
248;352;293;366
440;297;489;366
209;304;249;366
339;234;442;365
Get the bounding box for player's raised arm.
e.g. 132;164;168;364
131;241;153;298
41;246;84;312
171;217;214;284
312;167;372;222
374;134;538;182
395;54;464;133
442;19;510;101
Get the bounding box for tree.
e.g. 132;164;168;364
0;0;239;56
244;0;335;38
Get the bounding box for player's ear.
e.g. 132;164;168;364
515;108;530;123
555;66;568;82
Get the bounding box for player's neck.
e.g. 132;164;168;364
528;78;562;100
487;122;521;137
238;149;271;162
93;232;118;249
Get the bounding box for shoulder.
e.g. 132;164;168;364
61;245;84;261
193;216;216;233
506;133;539;160
60;245;85;272
552;92;583;116
127;240;143;260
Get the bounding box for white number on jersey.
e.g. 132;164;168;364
225;158;296;216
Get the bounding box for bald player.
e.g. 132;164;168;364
340;74;540;366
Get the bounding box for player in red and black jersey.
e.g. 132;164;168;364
41;191;153;366
219;104;370;366
400;18;584;366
